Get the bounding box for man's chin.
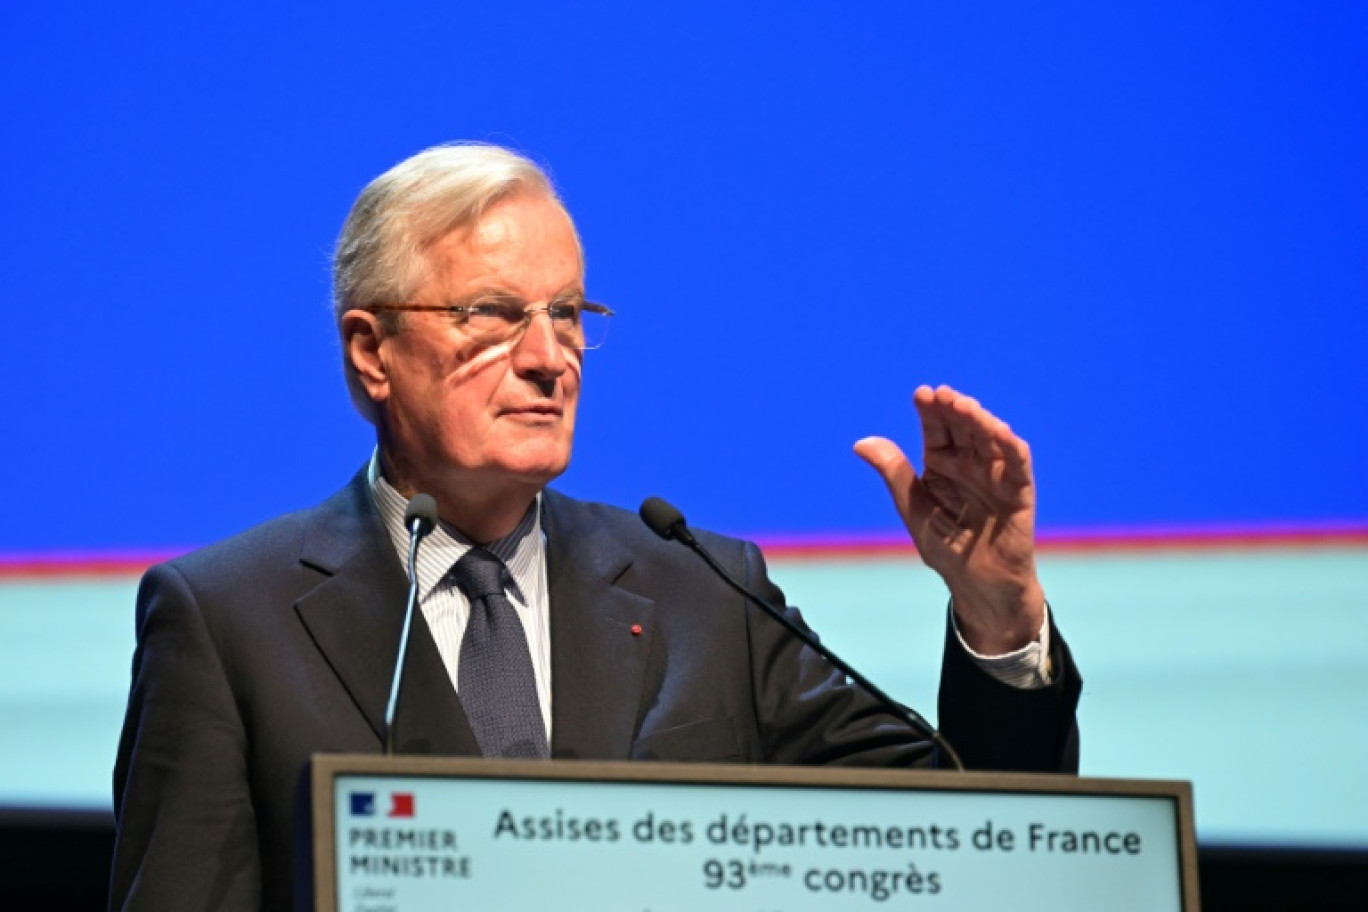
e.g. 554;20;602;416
493;449;572;489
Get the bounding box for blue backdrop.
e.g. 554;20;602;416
5;2;1366;554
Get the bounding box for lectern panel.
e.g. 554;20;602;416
308;757;1198;912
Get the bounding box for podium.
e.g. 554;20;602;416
301;755;1199;910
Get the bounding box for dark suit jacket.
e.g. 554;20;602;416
110;472;1080;911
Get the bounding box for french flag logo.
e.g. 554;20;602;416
349;791;415;817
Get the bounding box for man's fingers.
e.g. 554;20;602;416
893;383;1036;496
913;386;951;450
989;417;1034;482
925;388;1030;467
970;419;1002;463
947;392;983;452
853;436;918;518
919;385;992;454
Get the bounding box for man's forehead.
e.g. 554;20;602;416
422;194;583;295
441;193;575;250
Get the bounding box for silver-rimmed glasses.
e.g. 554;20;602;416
365;296;614;351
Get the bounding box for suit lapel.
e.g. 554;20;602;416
293;473;479;756
543;492;655;760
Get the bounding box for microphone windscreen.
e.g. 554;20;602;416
639;497;686;540
405;493;439;536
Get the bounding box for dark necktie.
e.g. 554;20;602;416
451;548;549;759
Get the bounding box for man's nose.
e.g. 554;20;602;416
509;308;569;378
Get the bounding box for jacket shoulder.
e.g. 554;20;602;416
152;473;375;600
541;489;755;567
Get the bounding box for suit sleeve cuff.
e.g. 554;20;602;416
949;601;1053;689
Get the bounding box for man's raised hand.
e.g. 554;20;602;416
854;385;1046;655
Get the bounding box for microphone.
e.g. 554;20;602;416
639;496;695;545
638;496;964;771
384;493;440;754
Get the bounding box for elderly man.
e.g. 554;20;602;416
111;143;1079;910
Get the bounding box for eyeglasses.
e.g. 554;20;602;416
365;295;615;351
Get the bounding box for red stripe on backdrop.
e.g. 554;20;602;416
1;523;1366;575
0;551;183;578
755;522;1368;561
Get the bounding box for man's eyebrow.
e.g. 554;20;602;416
453;284;585;303
450;287;520;302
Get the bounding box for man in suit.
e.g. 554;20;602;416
111;143;1080;910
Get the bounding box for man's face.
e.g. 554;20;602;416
365;192;584;501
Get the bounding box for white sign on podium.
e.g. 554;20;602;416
307;756;1199;911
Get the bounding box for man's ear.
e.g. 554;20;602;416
342;309;391;404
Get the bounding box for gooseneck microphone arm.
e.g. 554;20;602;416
384;493;439;755
639;497;964;771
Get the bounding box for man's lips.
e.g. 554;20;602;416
499;403;563;418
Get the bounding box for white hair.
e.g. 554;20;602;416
332;142;575;422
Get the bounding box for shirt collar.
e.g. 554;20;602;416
367;450;542;603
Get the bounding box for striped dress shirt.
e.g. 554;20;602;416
370;460;555;738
